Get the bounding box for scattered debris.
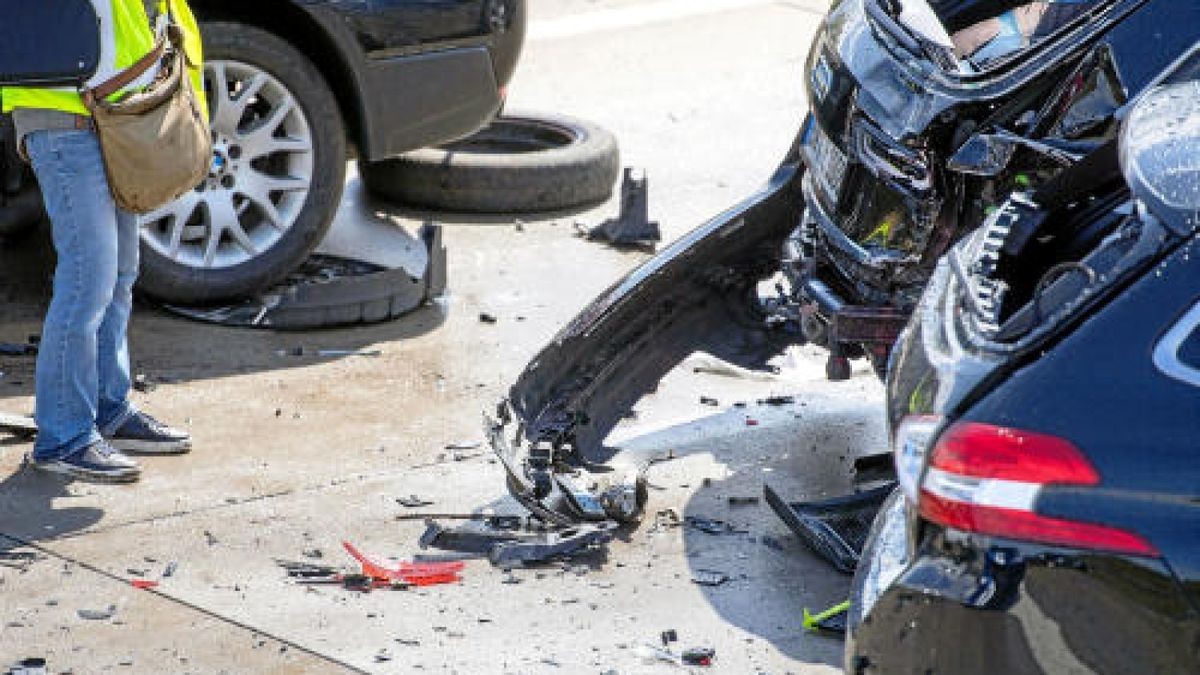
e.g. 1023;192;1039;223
444;440;482;451
420;519;615;568
203;531;219;546
479;313;498;324
0;550;42;571
684;516;746;535
76;605;116;621
699;396;719;407
130;579;158;590
132;374;155;393
803;600;850;635
727;496;760;507
374;649;393;663
343;541;464;587
162;562;178;578
648;508;681;533
396;495;435;508
0;412;37;439
0;341;36;356
301;548;324;559
760;535;786;552
682;647;716;666
577;168;661;248
745;419;760;427
7;658;47;675
764;482;895;574
661;629;678;646
759;395;795;406
690;570;730;587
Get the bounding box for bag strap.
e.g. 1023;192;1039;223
82;35;168;106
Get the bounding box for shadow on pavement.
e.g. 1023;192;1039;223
0;464;104;543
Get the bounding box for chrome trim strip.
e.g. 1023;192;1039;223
1152;300;1200;388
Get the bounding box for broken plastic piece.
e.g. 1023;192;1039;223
130;579;158;590
803;599;850;634
342;541;464;586
76;605;116;621
682;647;716;666
396;495;435;508
684;516;746;536
764;483;894;574
690;569;730;587
488;524;616;568
6;658;47;675
580;168;661;247
0;412;37;439
161;224;447;330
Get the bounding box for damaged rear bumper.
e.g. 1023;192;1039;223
486;140;808;524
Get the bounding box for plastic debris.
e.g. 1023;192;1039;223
682;647;716;666
803;599;850;634
578;168;661;248
690;569;730;587
342;541;464;587
396;495;435;508
684;516;746;535
661;629;678;646
130;579;158;590
76;605;116;621
7;657;47;675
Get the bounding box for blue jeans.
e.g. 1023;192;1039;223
26;129;137;461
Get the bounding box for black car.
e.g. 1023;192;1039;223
789;0;1199;380
1;0;526;303
846;69;1200;673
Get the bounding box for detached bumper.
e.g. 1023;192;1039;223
486;141;808;523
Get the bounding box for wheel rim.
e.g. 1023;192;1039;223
139;59;314;270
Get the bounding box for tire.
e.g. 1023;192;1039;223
360;112;619;213
136;22;346;304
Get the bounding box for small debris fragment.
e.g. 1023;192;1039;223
682;647;716;666
727;496;760;506
203;531;219;546
444;440;482;451
479;313;498;324
684;516;746;535
130;579;158;590
761;536;785;552
374;649;393;663
77;605;117;621
302;548;323;559
163;562;178;578
699;396;719;407
661;629;678;646
396;495;435;508
745;419;760;427
132;374;155;393
760;396;795;406
691;570;730;587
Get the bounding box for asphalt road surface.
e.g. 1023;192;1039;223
0;1;888;672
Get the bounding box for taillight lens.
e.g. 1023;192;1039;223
918;422;1159;557
893;415;943;503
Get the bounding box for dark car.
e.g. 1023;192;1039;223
0;0;526;303
846;69;1200;673
788;0;1200;379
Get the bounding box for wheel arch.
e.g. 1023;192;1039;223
188;0;367;158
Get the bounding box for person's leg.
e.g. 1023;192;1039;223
27;130;122;462
96;208;138;435
96;207;191;456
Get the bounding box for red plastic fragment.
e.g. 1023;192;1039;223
131;579;158;590
341;541;464;587
745;419;759;426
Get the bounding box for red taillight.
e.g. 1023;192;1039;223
918;422;1159;557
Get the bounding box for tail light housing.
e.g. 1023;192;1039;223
916;422;1159;557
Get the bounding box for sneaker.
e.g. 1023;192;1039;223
33;440;141;483
105;411;192;455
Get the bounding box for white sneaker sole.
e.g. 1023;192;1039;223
107;438;192;455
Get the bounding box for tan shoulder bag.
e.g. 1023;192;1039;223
81;24;211;214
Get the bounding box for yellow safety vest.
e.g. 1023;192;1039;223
1;0;205;118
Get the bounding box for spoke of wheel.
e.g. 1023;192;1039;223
243;134;312;162
142;192;200;259
238;185;286;231
242;98;294;147
245;168;308;195
209;63;238;134
202;196;237;267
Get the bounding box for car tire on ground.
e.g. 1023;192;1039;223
359;112;619;213
136;22;346;305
